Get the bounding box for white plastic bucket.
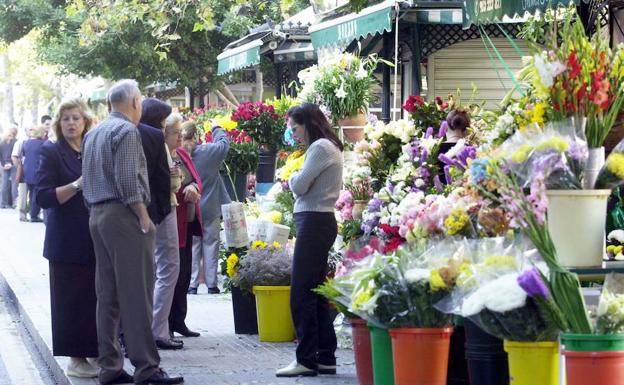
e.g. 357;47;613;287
546;189;611;268
583;147;605;189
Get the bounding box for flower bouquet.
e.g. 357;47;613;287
437;238;563;342
232;240;292;293
606;230;624;262
231;102;284;151
596;273;624;334
402;95;451;135
298;51;385;124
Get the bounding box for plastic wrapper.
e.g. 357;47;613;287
325;239;469;329
496;118;588;189
435;237;560;342
596;273;624;334
596;138;624;190
221;202;249;248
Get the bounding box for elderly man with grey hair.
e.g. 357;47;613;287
82;79;184;385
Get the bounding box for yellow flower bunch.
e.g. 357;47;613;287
510;144;534;163
444;209;470;236
272;241;282;248
251;240;268;249
226;253;239;278
482;255;518;270
215;115;238;131
429;269;447;291
535;137;569;153
607;245;624;255
276;150;306;181
258;210;283;224
352;289;372;310
607;153;624;179
530;102;546;126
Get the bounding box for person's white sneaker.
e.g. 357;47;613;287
275;360;317;377
318;363;337;375
66;357;98;378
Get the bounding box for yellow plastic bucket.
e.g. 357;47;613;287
252;286;296;342
504;340;559;385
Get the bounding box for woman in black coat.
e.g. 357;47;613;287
35;98;98;378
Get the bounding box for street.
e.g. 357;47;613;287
0;208;357;385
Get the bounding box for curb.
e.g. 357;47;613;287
0;269;73;385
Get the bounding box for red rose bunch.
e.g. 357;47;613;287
231;102;285;151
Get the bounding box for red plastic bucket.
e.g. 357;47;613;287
350;318;374;385
564;350;624;385
389;327;453;385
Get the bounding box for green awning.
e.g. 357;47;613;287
90;88;107;102
415;8;462;24
462;0;579;28
217;39;264;75
309;0;396;50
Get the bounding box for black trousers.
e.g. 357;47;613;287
27;183;40;219
169;231;193;331
291;212;338;370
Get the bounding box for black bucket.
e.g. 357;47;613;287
231;286;258;335
447;325;470;385
256;150;277;183
221;173;248;202
464;319;509;385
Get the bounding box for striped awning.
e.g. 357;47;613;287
415;8;463;24
274;41;316;63
90;88;107;102
462;0;578;28
309;0;396;50
217;38;265;75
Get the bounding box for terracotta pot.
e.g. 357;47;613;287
352;200;368;221
339;112;367;143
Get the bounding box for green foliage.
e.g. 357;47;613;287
341;220;364;242
226;141;259;175
274;189;296;238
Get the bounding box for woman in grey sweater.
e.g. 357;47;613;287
276;103;343;378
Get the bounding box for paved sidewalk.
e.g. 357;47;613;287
0;209;356;385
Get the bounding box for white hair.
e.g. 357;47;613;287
108;79;140;106
165;112;183;130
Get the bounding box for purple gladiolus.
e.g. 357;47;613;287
438;153;455;166
425;126;434;138
444;165;453;185
438;121;448;138
433;175;443;192
517;267;550;298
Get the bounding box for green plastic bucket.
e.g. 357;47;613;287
561;333;624;352
368;323;395;385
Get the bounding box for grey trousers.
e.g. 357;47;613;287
89;202;160;383
1;168;16;207
16;183;27;219
190;218;220;289
152;210;180;342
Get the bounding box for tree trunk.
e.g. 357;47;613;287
198;80;205;109
221;84;239;106
254;65;263;102
31;88;39;127
1;50;15;127
187;87;195;110
215;89;237;108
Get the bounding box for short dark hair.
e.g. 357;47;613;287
40;115;52;124
287;103;343;151
446;109;470;132
140;98;172;130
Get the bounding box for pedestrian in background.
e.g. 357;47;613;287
41;115;55;142
276;103;343;378
167;116;202;338
22;125;47;222
35;98;98;378
188;123;230;295
139;98;183;351
12;126;31;221
0;126;17;209
82;79;183;385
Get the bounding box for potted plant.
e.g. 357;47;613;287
345;174;374;221
220;247;258;335
231;102;285;184
233;240;294;342
297;51;387;143
402;95;451;135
